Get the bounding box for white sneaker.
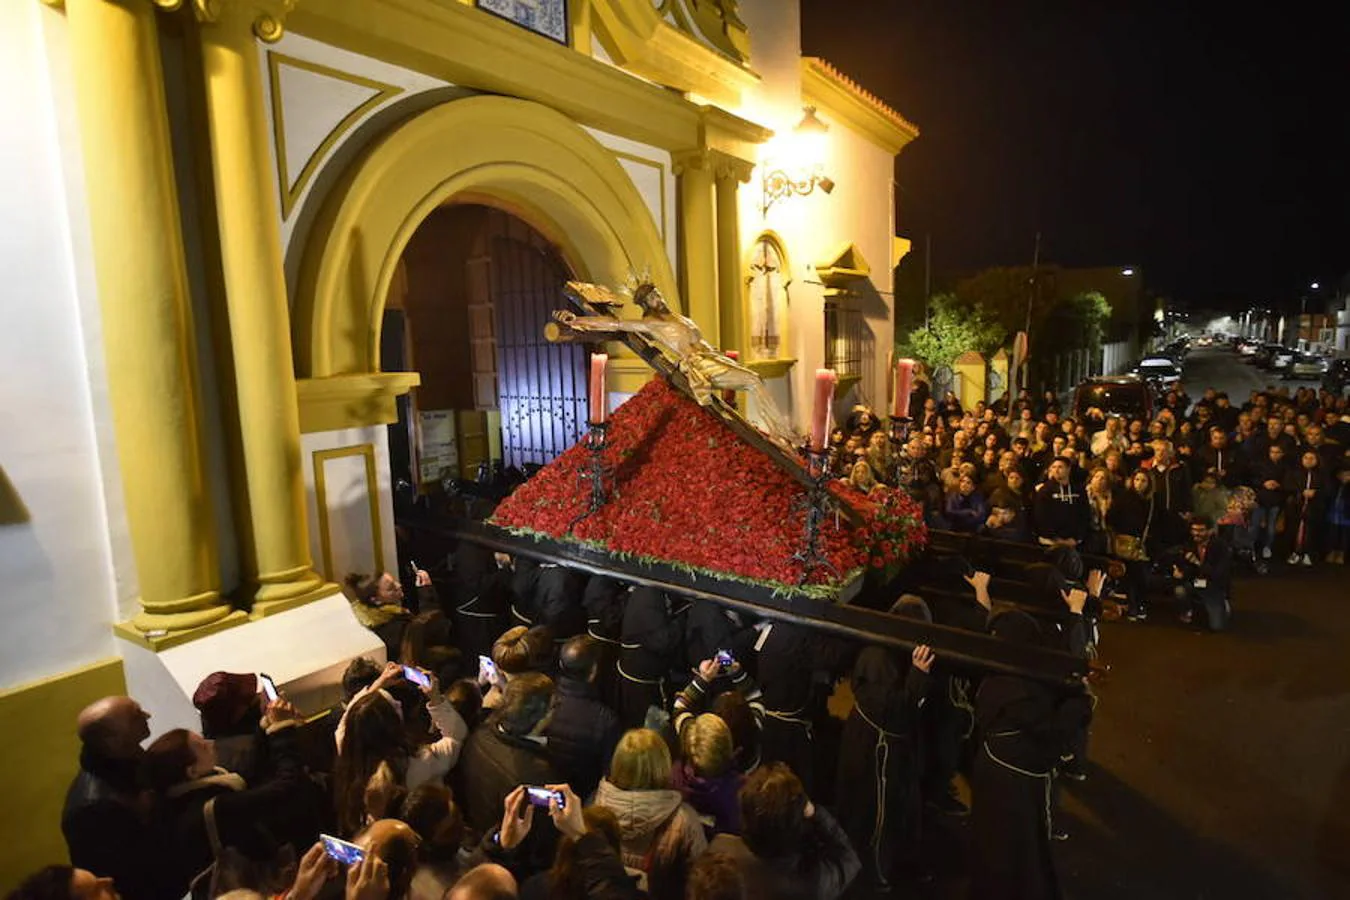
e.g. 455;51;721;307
1301;554;1313;567
1262;547;1272;560
1287;552;1300;565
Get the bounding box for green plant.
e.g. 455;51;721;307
897;293;1006;371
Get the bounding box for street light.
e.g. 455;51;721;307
1311;282;1320;290
1121;268;1135;276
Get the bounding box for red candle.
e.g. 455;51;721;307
893;358;916;419
722;350;739;405
810;368;836;452
589;352;608;425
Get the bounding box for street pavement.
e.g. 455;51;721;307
1053;347;1350;899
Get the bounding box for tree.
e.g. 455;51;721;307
897;293;1006;372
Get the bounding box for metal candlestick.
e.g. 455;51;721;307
790;447;840;584
568;421;614;532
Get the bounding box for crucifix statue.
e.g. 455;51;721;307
544;278;800;453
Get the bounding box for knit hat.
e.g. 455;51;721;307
192;672;258;735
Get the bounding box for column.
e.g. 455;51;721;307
64;0;241;642
674;151;720;347
194;0;327;615
712;154;753;356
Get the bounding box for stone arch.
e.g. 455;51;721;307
293;94;678;377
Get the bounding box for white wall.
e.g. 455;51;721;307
583;128;677;275
300;427;400;583
0;2;120;688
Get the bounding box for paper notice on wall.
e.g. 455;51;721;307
418;410;458;484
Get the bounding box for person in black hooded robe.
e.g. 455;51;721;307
684;601;759;675
581;575;628;708
533;565;589;641
833;596;935;892
969;610;1090;900
756;621;856;795
447;543;511;660
616;586;685;728
509;557;543;626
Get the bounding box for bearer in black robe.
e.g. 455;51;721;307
447;543;511;660
683;601;759;675
581;575;628;708
534;565;588;641
616;586;685;728
969;610;1091;900
756;621;856;795
834;597;935;892
509;557;542;626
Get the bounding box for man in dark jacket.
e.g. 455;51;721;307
1149;442;1193;549
457;672;560;873
1031;459;1089;547
61;696;175;900
1249;443;1291;559
1194;426;1243;488
1171;516;1234;630
545;636;623;799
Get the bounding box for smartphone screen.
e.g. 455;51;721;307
402;665;431;689
715;649;734;668
526;786;564;809
478;655;498;680
259;674;279;703
320;834;366;865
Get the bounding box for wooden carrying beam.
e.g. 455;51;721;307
443;520;1088;687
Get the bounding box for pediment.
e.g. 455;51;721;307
591;0;758;105
816;242;872;286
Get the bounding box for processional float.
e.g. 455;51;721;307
440;276;1086;685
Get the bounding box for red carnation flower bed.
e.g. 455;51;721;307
490;378;926;590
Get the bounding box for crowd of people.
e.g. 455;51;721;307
836;373;1350;625
19;349;1345;900
20;523;1107;900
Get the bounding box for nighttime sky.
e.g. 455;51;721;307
799;0;1350;310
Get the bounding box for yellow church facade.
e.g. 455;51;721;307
0;0;916;881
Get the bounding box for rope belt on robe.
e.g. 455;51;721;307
982;730;1055;841
853;702;912;887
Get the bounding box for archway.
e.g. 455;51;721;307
293;94;679;379
383;204;591;482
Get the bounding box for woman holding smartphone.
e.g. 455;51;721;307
342;567;435;661
332;663;469;835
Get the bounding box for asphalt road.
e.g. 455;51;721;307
1052;347;1350;899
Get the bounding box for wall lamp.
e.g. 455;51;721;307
761;106;835;215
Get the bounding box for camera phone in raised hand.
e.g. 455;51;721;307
402;665;431;689
526;786;565;809
320;834;365;865
716;649;734;668
259;674;279;703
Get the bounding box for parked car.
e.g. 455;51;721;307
1237;338;1260;356
1254;343;1289;369
1073;375;1154;422
1270;347;1296;372
1135;356;1183;391
1284;353;1329;380
1323;359;1350;395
